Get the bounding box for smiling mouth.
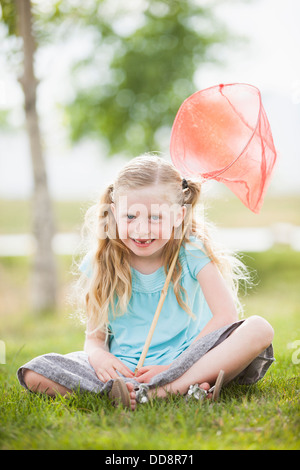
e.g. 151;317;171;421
131;238;155;246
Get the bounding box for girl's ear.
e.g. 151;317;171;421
174;205;187;228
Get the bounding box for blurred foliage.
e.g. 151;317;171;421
0;109;12;129
64;0;235;156
0;0;241;155
0;0;17;35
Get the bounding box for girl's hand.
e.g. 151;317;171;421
88;348;134;382
135;364;170;383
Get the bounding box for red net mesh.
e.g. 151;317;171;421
170;83;277;213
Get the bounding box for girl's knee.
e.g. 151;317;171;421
23;369;72;396
245;315;274;349
23;369;47;392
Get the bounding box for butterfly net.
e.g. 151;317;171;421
170;83;277;213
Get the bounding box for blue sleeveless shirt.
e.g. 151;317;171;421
80;237;212;372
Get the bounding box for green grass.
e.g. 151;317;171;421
205;193;300;228
0;248;299;450
0;199;87;234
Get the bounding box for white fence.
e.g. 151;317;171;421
0;224;300;256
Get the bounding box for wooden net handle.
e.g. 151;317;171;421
134;240;182;375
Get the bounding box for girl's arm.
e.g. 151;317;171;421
194;262;238;341
84;329;109;355
84;330;134;381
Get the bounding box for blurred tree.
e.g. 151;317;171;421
64;0;233;156
0;0;57;313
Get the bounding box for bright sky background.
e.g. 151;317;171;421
0;0;299;199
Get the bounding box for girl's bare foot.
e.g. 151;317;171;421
126;382;137;411
109;378;136;411
199;382;213;399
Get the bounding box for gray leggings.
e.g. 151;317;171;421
17;321;274;395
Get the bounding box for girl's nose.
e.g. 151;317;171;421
133;217;150;237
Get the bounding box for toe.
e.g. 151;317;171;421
199;382;210;391
199;382;212;399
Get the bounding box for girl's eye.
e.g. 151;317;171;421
126;214;161;221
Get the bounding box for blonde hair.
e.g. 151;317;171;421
74;154;249;334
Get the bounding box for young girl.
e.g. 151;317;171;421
18;155;274;411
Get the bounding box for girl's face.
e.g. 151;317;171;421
111;185;186;261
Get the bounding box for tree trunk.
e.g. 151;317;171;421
16;0;57;313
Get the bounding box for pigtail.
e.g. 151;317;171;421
182;179;202;208
180;179;203;240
